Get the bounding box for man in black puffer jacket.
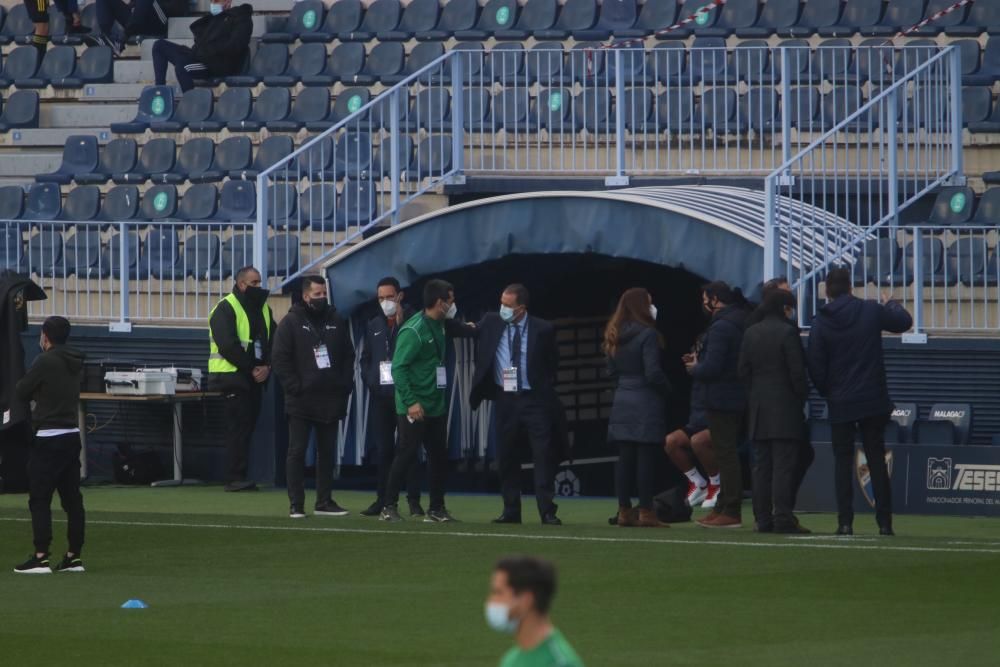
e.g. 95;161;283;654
807;268;912;537
687;281;749;529
151;1;252;91
271;276;355;519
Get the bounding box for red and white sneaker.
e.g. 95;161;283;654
686;481;708;508
701;484;720;509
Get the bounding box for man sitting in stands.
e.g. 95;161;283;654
151;1;252;92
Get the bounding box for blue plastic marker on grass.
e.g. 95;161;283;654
121;599;148;609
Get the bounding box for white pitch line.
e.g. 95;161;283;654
2;516;999;555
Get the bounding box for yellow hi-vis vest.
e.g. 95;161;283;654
208;293;272;373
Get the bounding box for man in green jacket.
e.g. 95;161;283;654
380;279;460;523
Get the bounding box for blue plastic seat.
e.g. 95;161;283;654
301;0;362;43
867;0;928;37
262;1;326;43
24;183;62;225
385;41;445;85
671;0;721;37
618;1;677;39
573;0;636;41
140;229;180;280
150;88;214;132
0;5;32;46
819;0;884;37
52;45;113;88
177;183;218;221
269;87;330;132
61;185;102;225
265;42;328;87
106;231;141;281
421;0;478;41
139;184;178;220
332;131;374;180
372;135;414;179
179;232;221;280
341;0;401;41
37;135;99;185
27;230;65;278
787;0;843;37
153;137;214;185
697;0;760;38
947;0;1000;36
964;37;1000;86
535;88;573;132
456;0;519;40
226;43;289;87
199;136;251;183
337;179;378;225
490;89;537;133
948;235;992;287
101;185;141;224
478;43;526;86
0;222;25;273
305;88;371;132
63;231;103;278
742;86;779;133
188;88;251;132
319;42;370;86
855;234;901;285
217;181;256;221
496;0;557;40
110;86;174;133
379;0;439;41
113;138;176;185
738;0;799;38
0;45;39;86
227;88;291;132
215;233;253;281
16;45;75;89
281;136;333;181
299;184;339;232
265;184;298;230
74;138;135;186
462;87;493;131
232;135;294;181
361;42;406;84
537;0;596;40
267;234;300;279
0;90;38;131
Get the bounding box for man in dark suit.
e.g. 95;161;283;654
469;285;562;526
359;277;423;518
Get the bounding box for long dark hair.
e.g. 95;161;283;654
603;287;660;357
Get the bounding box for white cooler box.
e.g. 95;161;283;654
104;371;177;396
148;367;203;392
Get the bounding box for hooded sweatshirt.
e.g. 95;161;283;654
15;344;85;431
806;294;912;423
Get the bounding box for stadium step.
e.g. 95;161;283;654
42;103;135;128
0;150;60;177
0;128;108;148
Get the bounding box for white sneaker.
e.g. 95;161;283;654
701;484;720;509
686;481;708;507
289;505;306;519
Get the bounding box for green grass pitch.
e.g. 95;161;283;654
1;487;998;666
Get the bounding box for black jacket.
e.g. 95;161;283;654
271;303;355;424
807;295;912;424
739;314;808;441
360;307;414;399
15;344;85;431
190;4;253;77
607;323;670;444
208;288;276;393
0;273;45;431
468;313;559;410
690;304;748;412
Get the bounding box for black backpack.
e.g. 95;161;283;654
654;486;693;523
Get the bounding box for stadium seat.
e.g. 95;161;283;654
0;4;31;45
106;230;141;280
606;43;651;86
847;39;891;85
647;41;687;85
421;0;478;41
737;0;798;38
730;40;773;84
332;131;374;179
262;0;326;43
152;137;214;185
455;0;519;40
699;87;742;133
177;183;218;221
894;39;938;79
787;0;842;37
0;45;38;86
460;87;492;131
299;184;339;231
110;86;174;134
534;87;572;132
0;222;24;273
217;180;256;221
226;43;288;87
688;37;729;85
785;86;820;130
963;38;1000;86
380;0;440;41
574;0;636;41
318;42;370;86
431;41;484;85
281;135;333;180
195;136;251;184
477;42;527;86
0;185;25;223
343;0;401;41
947;1;999;37
949;235;993;287
385;41;445;85
215;233;252;281
640;90;693;134
233;135;293;181
536;0;596;40
362;42;406;83
742;86;779;132
188;87;251;132
74;139;136;185
267;234;300;278
371;135;414;179
491;89;537;132
855;235;901;285
562;42;604;85
696;0;759;38
914;419;957;446
16;45;75;88
955;86;993;128
52;45;113;88
227;88;291;132
618;0;677;39
180;232;221;280
620;87;653;132
337;179;378;225
301;0;362;43
140;228;180;279
888;402;918;442
0;90;39;131
913;0;964;35
918;238;957;286
495;0;557;40
101;185;141;224
265;183;298;229
867;0;928;37
524;42;564;86
371;90;411;130
270;87;330;132
924;186;976;227
61;185;101;224
265;43;328;87
113;138;175;185
27;230;65;278
139;184;178;220
972;187;1000;224
818;0;883;37
306;88;371;131
814;39;853;84
24;183;62;224
63;231;103;278
802;85;862;132
149;88;213;132
36;135;99;185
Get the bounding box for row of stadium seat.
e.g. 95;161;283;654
255;0;1000;45
0;45;113;89
812;401;973;445
0;179;380;227
0;3;97;46
36;133;450;186
857;235;1000;288
0;228;301;280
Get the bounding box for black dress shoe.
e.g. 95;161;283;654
224;481;258;492
879;525;895;536
835;525;853;536
541;513;562;526
492;513;522;524
753;522;774;533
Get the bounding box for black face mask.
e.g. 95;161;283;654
242;285;270;305
306;297;328;315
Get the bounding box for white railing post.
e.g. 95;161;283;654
390;88;401;226
450;53;465;180
887;89;899;229
913;226;924;333
607;49;628;187
779;47;792;166
254;175;268;282
117;221;130;325
763;174;781;280
949;45;965;184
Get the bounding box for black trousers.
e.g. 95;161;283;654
752;439;799;530
371;394;420;506
223;383;262;484
791;436;815;509
28;432;85;555
383;414;448;511
707;409;745;518
96;0;167;39
152;39;209;92
831;413;892;527
615;441;658;510
286;416;337;508
494;392;557;517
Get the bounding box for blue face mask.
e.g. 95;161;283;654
484;602;518;634
499;305;516;323
209;3;224;16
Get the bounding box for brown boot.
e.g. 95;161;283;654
637;508;668;528
616;506;638;527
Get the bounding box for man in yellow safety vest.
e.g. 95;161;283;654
209;265;275;492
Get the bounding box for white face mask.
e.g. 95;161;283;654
380;299;398;317
499;305;516;323
484;602;518;634
209;3;224;16
445;302;457;320
649;304;658;320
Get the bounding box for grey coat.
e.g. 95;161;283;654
738;314;809;441
607;323;670;444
